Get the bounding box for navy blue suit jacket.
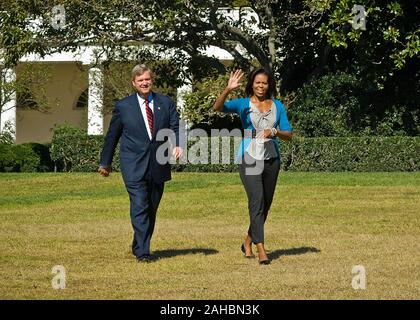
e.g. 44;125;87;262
100;92;180;184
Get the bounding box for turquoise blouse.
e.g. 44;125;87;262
222;97;293;162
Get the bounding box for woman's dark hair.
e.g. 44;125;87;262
245;68;277;98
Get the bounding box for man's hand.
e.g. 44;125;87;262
98;166;111;177
172;147;183;160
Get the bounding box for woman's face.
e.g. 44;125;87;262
252;73;269;99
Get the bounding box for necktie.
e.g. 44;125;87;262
145;99;154;136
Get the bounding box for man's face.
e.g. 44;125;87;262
132;71;153;98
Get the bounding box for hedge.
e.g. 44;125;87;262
0;143;52;172
48;125;419;172
280;136;419;172
49;124;120;172
1;128;417;173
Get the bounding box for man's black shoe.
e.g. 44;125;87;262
137;255;153;263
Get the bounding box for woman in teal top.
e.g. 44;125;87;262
213;68;293;265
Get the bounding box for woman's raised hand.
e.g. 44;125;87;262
213;69;244;111
226;70;244;92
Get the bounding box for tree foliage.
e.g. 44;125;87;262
0;1;340;92
183;73;243;131
318;0;420;86
0;0;419;135
289;70;420;136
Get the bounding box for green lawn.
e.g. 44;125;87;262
0;172;419;299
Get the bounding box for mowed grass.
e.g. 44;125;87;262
0;171;419;300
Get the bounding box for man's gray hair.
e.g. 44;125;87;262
131;64;153;80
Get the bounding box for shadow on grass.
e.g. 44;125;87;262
268;247;321;261
153;248;218;260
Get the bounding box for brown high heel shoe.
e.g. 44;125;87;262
256;243;270;265
241;243;255;259
259;258;271;265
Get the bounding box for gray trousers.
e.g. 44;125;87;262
239;153;280;244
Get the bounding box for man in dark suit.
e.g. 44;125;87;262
98;63;183;262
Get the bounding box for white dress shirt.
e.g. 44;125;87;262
137;93;154;140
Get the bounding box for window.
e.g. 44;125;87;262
16;88;38;109
76;89;88;109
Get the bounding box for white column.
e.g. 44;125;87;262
176;80;193;129
87;67;103;135
0;68;17;142
175;80;192;164
176;82;192;113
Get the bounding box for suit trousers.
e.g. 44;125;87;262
239;153;280;244
126;171;164;258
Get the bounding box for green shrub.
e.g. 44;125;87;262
289;71;420;137
289;71;367;137
0;143;43;172
0;144;14;172
176;135;419;172
50;123;120;172
23;143;53;172
182;74;244;132
281;136;420;172
12;144;40;172
50;124;419;172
